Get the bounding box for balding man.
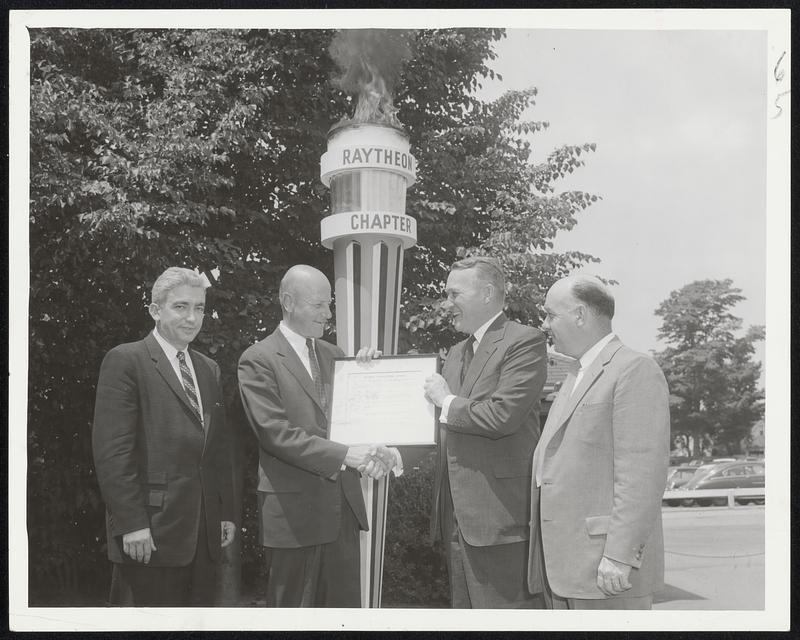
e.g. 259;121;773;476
424;256;547;608
529;275;670;609
237;265;396;607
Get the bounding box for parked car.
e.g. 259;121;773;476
664;460;718;507
680;461;765;506
666;466;697;489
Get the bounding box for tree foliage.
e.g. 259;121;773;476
653;279;764;457
28;28;599;604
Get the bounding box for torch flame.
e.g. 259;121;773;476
351;58;400;126
330;29;415;130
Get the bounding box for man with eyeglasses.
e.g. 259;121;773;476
92;266;236;606
528;274;669;609
423;256;547;608
238;264;397;607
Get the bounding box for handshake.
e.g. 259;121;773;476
344;444;402;480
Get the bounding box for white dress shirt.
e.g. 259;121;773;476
279;321;314;377
440;310;504;423
153;328;204;421
571;332;616;394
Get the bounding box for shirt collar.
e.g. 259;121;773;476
279;320;311;353
578;332;616;371
472;310;504;346
153;328;187;361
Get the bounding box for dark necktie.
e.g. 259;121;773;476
306;338;328;414
176;351;203;426
460;335;476;385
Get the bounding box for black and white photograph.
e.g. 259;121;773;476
8;7;790;632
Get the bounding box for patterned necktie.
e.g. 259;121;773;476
460;335;476;385
176;351;203;426
306;338;328;414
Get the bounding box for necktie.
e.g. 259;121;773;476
460;335;476;385
306;338;328;414
176;351;203;426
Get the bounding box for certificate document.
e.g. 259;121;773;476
328;354;439;446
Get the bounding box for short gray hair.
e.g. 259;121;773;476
451;256;506;302
151;267;207;306
571;276;614;319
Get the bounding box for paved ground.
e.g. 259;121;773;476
654;505;764;610
238;505;766;609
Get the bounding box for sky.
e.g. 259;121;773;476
478;29;767;362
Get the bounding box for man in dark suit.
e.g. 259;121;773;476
528;275;669;609
237;264;396;608
92;267;235;607
423;256;547;608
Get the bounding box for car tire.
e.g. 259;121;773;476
664;499;681;507
696;498;712;507
680;498;694;507
712;497;728;507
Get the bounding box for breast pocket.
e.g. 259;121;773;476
572;402;613;448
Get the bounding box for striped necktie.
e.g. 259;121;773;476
306;338;328;414
176;351;203;426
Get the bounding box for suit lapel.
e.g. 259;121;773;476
539;338;625;450
563;337;624;424
555;358;606;429
460;314;506;395
274;328;324;413
145;333;202;427
536;371;576;451
190;349;216;444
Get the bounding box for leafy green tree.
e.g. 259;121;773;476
28;27;599;604
653;279;764;457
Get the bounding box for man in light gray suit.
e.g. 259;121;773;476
529;275;670;609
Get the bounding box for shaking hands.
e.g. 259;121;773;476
344;444;401;479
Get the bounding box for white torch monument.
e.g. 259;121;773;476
320;120;417;607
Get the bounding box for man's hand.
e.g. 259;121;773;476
344;444;375;470
596;556;633;596
361;444;401;479
345;444;396;479
355;346;382;363
220;521;236;548
424;373;451;407
122;527;157;564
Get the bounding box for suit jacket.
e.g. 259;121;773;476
528;337;670;599
237;328;369;549
431;314;547;547
92;333;234;567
